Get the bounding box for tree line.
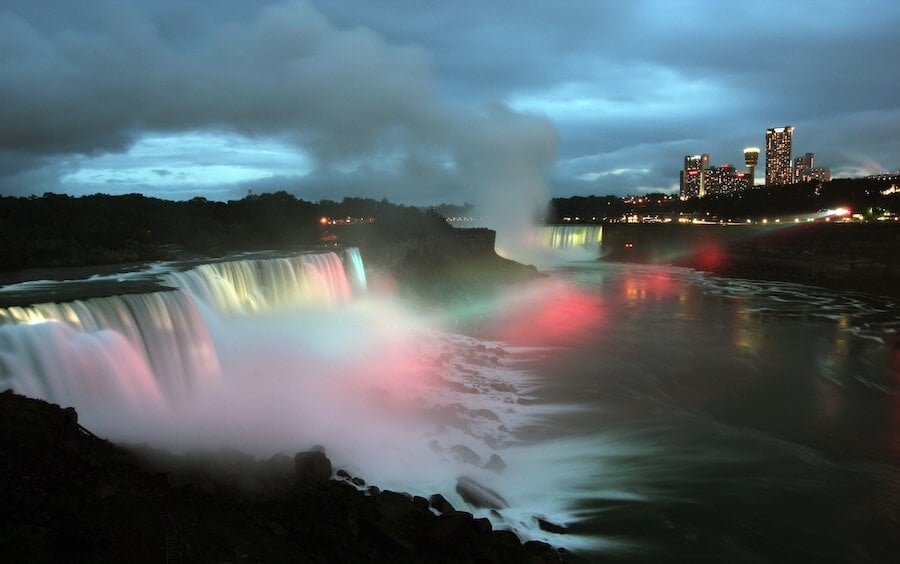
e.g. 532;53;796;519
0;192;450;270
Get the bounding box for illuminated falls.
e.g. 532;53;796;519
4;244;894;560
536;224;603;253
0;249;366;407
0;246;557;544
163;248;365;314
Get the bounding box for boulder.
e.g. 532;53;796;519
294;449;332;484
425;511;477;547
536;516;568;534
450;444;481;465
482;453;507;473
429;493;455;515
455;476;508;510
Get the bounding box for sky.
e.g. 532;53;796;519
1;0;899;208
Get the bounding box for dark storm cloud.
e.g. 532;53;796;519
0;1;440;156
0;0;559;230
0;0;898;203
317;0;900;194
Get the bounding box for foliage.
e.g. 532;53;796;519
0;192;451;270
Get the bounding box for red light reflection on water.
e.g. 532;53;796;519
693;242;725;271
486;280;604;347
621;270;680;300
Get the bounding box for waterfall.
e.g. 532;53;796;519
0;290;219;407
0;250;366;411
343;247;368;295
537;225;603;252
163;251;357;315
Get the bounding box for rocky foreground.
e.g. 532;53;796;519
0;390;568;562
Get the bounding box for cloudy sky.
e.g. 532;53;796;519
2;0;899;207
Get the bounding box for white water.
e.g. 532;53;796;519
0;247;593;548
502;224;603;266
536;224;603;253
3;248;897;559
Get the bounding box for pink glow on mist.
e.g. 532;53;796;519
485;280;605;347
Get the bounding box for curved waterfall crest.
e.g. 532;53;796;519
0;249;367;408
537;225;603;252
163;249;366;314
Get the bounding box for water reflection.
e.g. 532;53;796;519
531;263;899;465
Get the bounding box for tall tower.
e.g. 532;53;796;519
680;154;710;198
765;126;794;185
743;147;760;187
794;152;814;183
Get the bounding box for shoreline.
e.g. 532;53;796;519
1;390;569;562
601;223;900;299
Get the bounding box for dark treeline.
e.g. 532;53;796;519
549;177;900;222
0;192;450;271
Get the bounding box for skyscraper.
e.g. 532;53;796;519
794;152;814;183
743;147;760;187
680;154;709;198
765;126;794;185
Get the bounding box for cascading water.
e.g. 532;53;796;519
162;251;355;315
0;290;219;402
0;247;565;547
343;247;368;295
3;245;896;560
536;224;603;253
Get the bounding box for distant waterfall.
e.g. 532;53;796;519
0;290;220;407
163;251;359;315
343;247;368;295
537;225;603;253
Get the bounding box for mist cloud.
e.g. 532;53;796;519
1;0;560;246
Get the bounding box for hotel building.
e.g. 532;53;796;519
765;126;794;185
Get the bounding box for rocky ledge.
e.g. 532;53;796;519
0;390;567;562
355;228;541;307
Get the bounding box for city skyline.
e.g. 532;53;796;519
1;0;898;205
679;124;840;199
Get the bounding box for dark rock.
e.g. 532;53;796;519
473;517;493;534
412;495;430;511
62;406;78;424
536;517;568;534
524;540;552;555
336;469;351;479
429;493;455;514
377;490;418;521
425;511;477;547
450;444;481;465
483;453;507;473
351;477;366;487
490;529;522;547
294;449;332;484
0;391;564;563
524;540;562;563
456;476;508;510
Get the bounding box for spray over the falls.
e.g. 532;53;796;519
0;248;595;548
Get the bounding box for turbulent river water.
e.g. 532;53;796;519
1;246;897;561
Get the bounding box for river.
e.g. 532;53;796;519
1;251;897;561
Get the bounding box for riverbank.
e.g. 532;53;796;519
355;227;540;307
601;223;900;298
0;390;567;562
